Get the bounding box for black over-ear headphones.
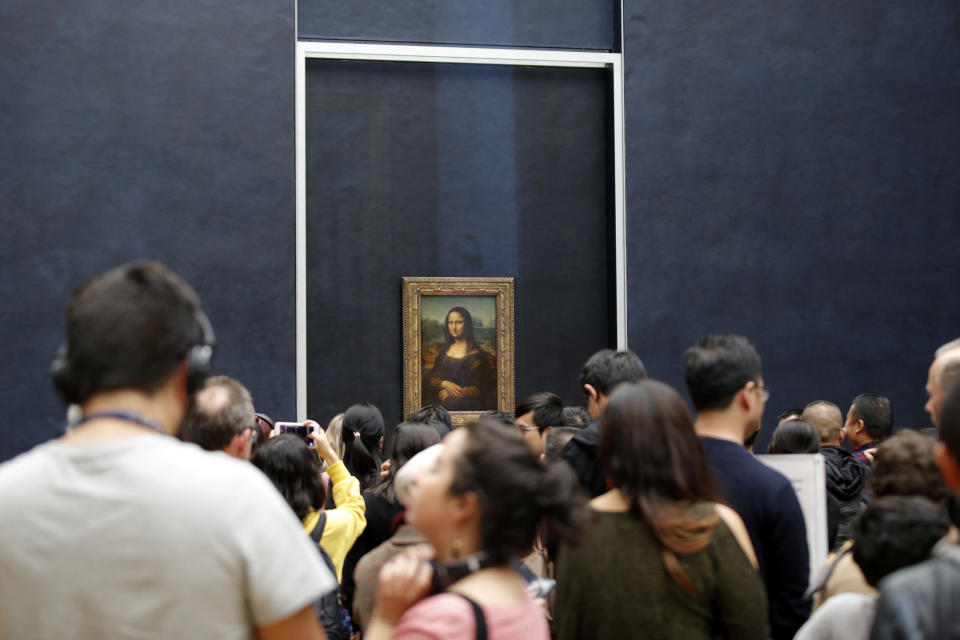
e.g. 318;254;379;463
51;309;216;405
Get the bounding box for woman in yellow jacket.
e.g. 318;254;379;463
252;424;366;582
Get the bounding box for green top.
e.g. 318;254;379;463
554;504;770;640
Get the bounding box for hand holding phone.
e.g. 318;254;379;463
275;422;318;447
306;423;340;466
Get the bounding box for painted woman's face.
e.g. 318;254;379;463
447;311;466;340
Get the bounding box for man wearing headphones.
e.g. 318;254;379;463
0;261;333;639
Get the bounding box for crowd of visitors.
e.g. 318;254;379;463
1;260;959;639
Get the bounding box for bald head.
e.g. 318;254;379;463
927;345;960;429
197;384;231;415
802;400;843;445
180;375;256;457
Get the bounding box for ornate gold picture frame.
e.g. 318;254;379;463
402;277;515;427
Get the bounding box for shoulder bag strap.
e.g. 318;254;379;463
309;511;328;544
452;593;488;640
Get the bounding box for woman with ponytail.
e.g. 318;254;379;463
341;403;385;492
363;417;590;640
553;379;768;640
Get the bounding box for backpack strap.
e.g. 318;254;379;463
309;511;328;544
452;593;487;640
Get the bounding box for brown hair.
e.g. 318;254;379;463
868;429;950;504
599;380;720;596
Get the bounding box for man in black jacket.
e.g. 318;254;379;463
803;400;870;547
869;377;960;639
560;349;646;497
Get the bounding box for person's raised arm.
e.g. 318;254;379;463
308;424;366;580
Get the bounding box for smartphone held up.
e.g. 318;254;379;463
275;422;320;447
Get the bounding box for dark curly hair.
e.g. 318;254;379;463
251;434;326;521
449;418;590;564
868;429;950;504
852;496;949;587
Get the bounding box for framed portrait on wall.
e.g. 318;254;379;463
402;277;515;426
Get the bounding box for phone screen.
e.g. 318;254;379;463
276;422;317;447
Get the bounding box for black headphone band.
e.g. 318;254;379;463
52;308;216;404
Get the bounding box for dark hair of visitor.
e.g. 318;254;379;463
443;306;476;346
769;420;821;454
868;430;950;505
449;418;590;565
341;403;385;491
851;393;893;441
777;408;804;423
480;410;515;427
367;422;441;503
683;334;762;413
579;349;647;398
599;379;720;597
852;496;950;587
560;406;591;429
409;404;452;429
179;376;255;451
250;434;326;521
545;427;579;463
516;392;564;433
59;261;204;404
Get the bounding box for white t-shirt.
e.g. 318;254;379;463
794;592;878;640
0;434;335;639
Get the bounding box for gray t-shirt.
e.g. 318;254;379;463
0;434;335;639
794;592;877;640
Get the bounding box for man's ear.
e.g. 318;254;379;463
854;419;866;436
172;358;190;403
739;382;755;411
584;384;599;402
225;429;253;460
937;443;960;492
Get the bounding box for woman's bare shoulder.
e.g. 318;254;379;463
713;503;758;568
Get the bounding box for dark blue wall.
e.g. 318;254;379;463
0;0;298;460
3;0;958;460
298;0;618;50
623;1;960;433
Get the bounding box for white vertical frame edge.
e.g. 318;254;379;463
295;43;308;420
295;41;627;420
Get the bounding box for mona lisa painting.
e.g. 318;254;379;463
402;277;515;426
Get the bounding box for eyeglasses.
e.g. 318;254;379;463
754;383;770;403
517;424;539;434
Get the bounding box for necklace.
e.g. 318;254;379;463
69;411;168;435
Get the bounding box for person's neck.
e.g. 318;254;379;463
447;564;528;604
591;487;629;512
63;390;179;444
694;411;748;446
